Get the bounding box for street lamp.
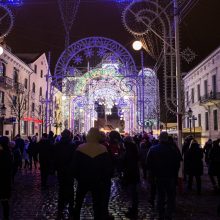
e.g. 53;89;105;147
187;108;197;137
187;108;193;135
132;41;143;51
0;46;4;56
0;104;6;136
132;40;145;134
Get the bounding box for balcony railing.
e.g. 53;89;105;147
0;76;13;88
200;92;220;104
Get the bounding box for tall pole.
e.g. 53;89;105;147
189;118;192;135
174;0;183;187
45;52;51;134
193;117;195;137
141;50;145;134
0;117;4;136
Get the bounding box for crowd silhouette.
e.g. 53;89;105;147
0;128;220;220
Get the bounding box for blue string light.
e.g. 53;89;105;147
0;0;23;6
114;0;133;3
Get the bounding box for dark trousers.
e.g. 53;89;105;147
128;183;138;211
149;176;156;205
29;155;37;169
156;178;176;219
1;200;10;220
40;165;49;187
74;182;109;220
57;177;74;216
101;180;111;217
209;175;220;189
188;175;201;193
141;162;147;179
24;159;30;168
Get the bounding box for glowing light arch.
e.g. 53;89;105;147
54;36;138;90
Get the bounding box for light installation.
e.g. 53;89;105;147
115;0;133;2
0;0;23;6
53;36;159;134
0;3;14;38
57;0;80;48
138;68;160;132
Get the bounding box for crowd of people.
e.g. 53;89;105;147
0;128;220;220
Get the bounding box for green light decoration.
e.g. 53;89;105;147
63;66;126;96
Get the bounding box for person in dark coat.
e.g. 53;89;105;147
146;132;181;220
28;136;38;170
184;139;203;194
182;135;194;181
54;129;76;219
122;136;140;218
208;139;220;192
203;139;213;165
14;134;25;168
10;140;21;182
73;128;113;220
48;131;55;145
0;136;13;220
139;135;151;179
108;130;124;178
37;133;51;188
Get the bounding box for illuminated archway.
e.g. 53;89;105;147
53;36;159;134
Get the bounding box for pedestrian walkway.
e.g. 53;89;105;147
0;167;219;220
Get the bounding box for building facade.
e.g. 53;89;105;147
0;45;56;139
183;46;220;145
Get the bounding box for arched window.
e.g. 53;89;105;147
32;82;35;93
0;63;6;77
32;103;35;112
13;69;18;84
39;87;42;96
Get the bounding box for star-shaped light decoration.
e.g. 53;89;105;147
84;48;94;58
97;48;107;57
115;49;122;59
181;47;197;64
110;54;118;63
68;66;75;76
74;55;83;65
92;38;98;45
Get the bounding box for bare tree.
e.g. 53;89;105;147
35;101;54;136
35;102;46;136
7;87;28;136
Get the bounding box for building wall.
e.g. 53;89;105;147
52;87;63;135
0;46;53;139
28;53;52;137
183;46;220;145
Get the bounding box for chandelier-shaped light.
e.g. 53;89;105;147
57;0;80;48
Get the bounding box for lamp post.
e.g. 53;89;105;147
192;115;197;137
132;40;145;134
188;108;193;136
0;104;6;136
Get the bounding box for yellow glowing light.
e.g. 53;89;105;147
132;41;143;51
0;46;4;55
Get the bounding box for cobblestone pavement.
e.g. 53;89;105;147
0;166;219;220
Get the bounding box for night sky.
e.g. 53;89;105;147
5;0;220;72
3;0;220;123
